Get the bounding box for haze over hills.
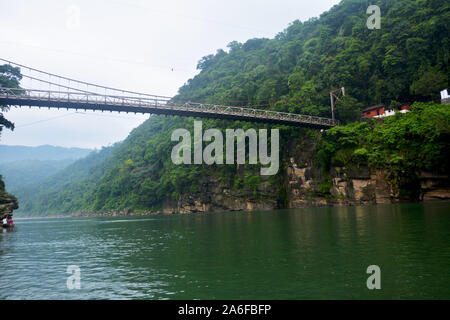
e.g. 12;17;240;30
14;144;115;214
0;145;92;163
0;144;93;192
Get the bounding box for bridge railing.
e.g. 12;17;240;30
0;88;339;127
0;87;171;106
175;102;338;126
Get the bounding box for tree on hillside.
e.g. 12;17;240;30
410;69;448;100
174;0;449;116
335;95;364;124
0;64;22;137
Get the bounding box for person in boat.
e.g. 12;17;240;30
7;215;13;227
2;216;7;227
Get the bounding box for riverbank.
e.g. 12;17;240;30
0;176;18;219
12;103;450;217
14;198;450;219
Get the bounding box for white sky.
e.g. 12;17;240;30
0;0;340;149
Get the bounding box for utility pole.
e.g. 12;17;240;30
330;87;345;122
330;92;335;122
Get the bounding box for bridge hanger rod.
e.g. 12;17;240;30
1;58;282;107
0;86;335;119
1;87;173;103
17;74;171;101
0;58;339;124
0;57;172;99
9;71;272;107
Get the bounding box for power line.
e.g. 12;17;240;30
1;57;280;107
0;41;196;79
0;57;172;98
74;111;149;120
14;110;149;129
16;112;78;128
108;0;271;34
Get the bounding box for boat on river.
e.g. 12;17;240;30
1;214;14;228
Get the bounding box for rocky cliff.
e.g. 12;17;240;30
157;135;450;214
0;177;18;218
14;102;448;217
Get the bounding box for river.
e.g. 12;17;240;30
1;202;449;299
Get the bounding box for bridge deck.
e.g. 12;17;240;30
0;88;339;129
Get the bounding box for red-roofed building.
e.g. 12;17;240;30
363;104;385;118
362;104;410;118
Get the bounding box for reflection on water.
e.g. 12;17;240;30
0;202;449;299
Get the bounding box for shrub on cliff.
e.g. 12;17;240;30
317;102;450;199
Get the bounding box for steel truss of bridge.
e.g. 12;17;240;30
0;88;339;129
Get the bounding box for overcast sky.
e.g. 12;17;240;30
0;0;340;149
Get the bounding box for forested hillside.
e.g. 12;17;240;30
14;146;114;214
174;0;448;121
13;0;450;215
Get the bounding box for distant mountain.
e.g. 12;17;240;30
0;145;93;193
14;145;114;215
0;145;92;163
0;159;77;192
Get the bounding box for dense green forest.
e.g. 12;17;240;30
5;0;450;215
174;0;448;121
317;101;449;198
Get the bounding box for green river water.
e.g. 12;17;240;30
0;202;449;299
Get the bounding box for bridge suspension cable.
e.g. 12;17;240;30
0;57;273;108
0;58;339;128
0;57;171;99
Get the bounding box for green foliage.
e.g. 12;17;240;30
352;147;369;165
335;95;364;124
0;175;5;192
174;0;448;121
0;64;22;135
244;172;261;195
16;115;285;215
410;69;448;99
12;0;450;214
318;176;332;194
317;102;450;198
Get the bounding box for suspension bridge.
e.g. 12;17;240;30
0;58;339;129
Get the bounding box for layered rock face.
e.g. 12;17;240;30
0;175;18;218
161;176;278;214
420;172;450;201
287;162;394;207
0;190;18;218
159;135;450;214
